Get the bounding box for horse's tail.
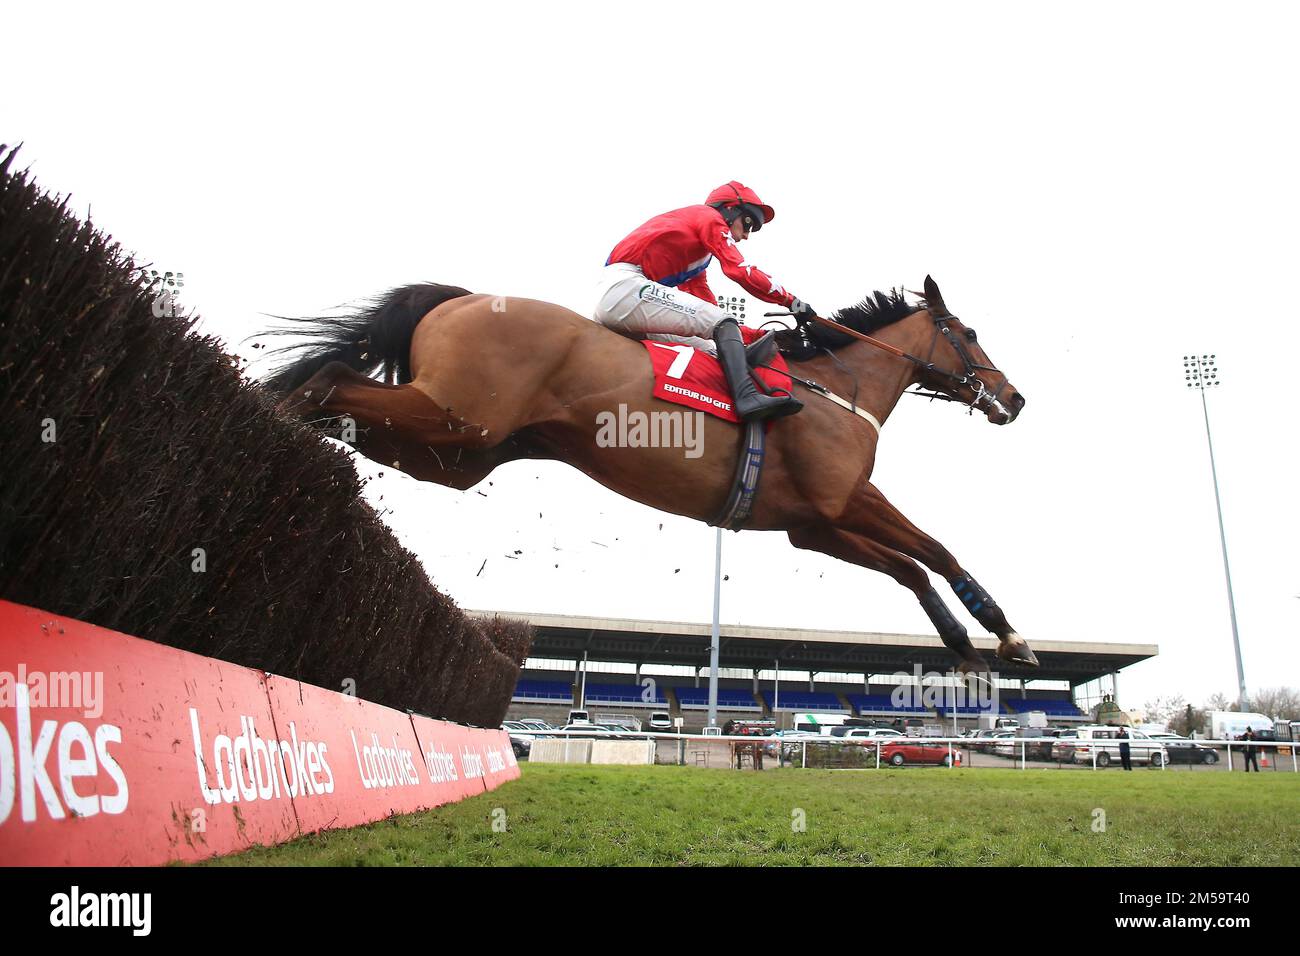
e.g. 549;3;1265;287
260;282;474;394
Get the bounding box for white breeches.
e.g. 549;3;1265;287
591;263;725;354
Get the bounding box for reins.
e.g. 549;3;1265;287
763;307;1010;416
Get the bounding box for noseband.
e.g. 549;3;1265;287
919;311;1013;416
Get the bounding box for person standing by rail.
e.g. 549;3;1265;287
1117;726;1133;771
1241;727;1260;772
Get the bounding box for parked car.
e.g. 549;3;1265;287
1050;736;1079;760
501;721;539;758
518;719;553;732
1148;733;1219;764
1026;728;1073;761
724;718;776;737
826;727;881;750
1051;726;1169;767
972;729;1021;754
647;712;674;733
990;729;1066;760
879;740;962;767
596;718;644;737
1247;729;1278;753
830;726;905;740
987;731;1019;757
774;730;827;760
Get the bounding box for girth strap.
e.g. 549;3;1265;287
710;420;767;530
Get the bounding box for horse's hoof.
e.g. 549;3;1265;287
997;633;1039;667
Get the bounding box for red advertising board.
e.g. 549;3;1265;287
0;601;519;865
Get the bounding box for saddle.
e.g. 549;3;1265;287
744;331;779;368
636;334;792;531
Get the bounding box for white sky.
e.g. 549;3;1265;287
6;2;1297;708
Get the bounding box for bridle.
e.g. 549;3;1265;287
765;304;1014;416
914;310;1014;416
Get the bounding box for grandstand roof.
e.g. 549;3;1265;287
470;611;1157;685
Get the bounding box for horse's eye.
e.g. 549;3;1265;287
964;329;978;341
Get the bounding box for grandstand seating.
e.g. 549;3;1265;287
510;679;1085;719
579;682;667;705
937;694;999;716
846;693;931;715
1004;698;1086;717
675;687;760;710
512;679;572;703
762;690;847;713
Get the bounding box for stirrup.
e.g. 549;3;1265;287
735;391;803;421
714;318;802;422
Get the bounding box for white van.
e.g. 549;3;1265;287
1206;711;1274;741
792;712;849;736
977;714;1020;732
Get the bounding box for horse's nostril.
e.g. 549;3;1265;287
1010;392;1026;409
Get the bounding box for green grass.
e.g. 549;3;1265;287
205;764;1300;866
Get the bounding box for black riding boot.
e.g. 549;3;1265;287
713;318;802;421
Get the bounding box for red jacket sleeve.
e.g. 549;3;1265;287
678;272;716;306
700;220;797;309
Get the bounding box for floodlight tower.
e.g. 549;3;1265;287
705;296;749;729
1183;353;1247;710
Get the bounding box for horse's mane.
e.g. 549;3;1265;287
775;287;923;360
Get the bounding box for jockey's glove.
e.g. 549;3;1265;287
791;300;818;327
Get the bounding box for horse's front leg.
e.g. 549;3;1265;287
788;526;990;674
834;481;1039;667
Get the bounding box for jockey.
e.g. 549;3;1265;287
593;181;817;422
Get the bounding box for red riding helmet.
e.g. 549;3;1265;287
705;180;775;229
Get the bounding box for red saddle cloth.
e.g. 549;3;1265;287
643;331;793;424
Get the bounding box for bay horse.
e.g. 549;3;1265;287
264;276;1036;674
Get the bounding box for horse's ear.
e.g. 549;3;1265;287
923;275;950;316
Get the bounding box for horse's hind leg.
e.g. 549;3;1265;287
277;361;505;489
788;526;990;674
832;481;1039;667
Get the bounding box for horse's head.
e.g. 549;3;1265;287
914;276;1025;425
